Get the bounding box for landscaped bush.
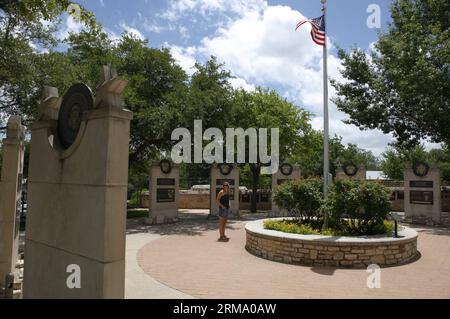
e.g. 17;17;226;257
325;180;392;235
263;218;396;236
268;178;394;236
272;178;323;220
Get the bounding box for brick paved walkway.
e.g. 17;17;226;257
136;218;450;299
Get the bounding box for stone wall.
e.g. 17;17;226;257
245;219;418;269
178;191;209;209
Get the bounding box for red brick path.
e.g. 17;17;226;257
137;221;450;299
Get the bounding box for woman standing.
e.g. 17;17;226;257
216;182;231;242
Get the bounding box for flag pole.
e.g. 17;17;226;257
321;0;330;229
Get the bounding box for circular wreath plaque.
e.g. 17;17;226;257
280;163;294;176
57;83;94;149
413;161;430;177
343;162;359;177
159;159;172;174
218;164;233;176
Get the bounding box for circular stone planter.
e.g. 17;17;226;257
245;218;419;268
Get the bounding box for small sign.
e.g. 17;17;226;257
157;178;175;186
410;191;433;205
157;188;175;203
410;181;433;188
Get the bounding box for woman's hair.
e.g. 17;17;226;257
222;182;230;188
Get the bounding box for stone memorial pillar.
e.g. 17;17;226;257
271;163;301;215
0;116;25;286
23;67;132;299
148;160;180;224
404;162;441;226
335;162;366;181
210;164;239;217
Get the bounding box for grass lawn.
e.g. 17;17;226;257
127;209;148;219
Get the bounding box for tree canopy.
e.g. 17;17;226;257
332;0;450;148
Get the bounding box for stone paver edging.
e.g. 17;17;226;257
245;218;419;268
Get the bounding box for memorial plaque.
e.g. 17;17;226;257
57;83;94;149
410;181;433;188
216;179;235;186
343;162;359;177
157;188;175;203
410;191;433;205
280;163;293;176
157;178;175;186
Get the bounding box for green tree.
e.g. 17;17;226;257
0;0;95;127
231;88;313;212
381;145;450;181
292;132;380;177
331;0;450;147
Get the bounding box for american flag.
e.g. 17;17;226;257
295;15;326;46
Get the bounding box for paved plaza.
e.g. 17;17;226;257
125;210;450;299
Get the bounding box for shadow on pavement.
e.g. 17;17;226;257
126;212;269;236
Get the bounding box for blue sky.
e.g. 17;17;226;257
60;0;437;156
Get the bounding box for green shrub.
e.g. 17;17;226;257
325;180;392;235
263;219;396;236
272;178;323;220
264;219;321;235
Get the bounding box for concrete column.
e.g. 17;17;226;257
148;161;180;224
23;68;132;299
0;116;25;284
404;164;441;226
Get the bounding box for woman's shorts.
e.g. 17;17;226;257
219;207;230;218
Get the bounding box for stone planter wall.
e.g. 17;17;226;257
245;219;419;268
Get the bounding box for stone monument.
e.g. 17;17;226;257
335;162;366;181
210;164;239;217
0;116;25;291
271;163;301;215
148;160;180;224
23;66;132;298
404;162;441;226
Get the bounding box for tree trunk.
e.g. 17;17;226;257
250;164;261;213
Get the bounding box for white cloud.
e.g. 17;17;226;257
168;44;198;75
120;23;144;40
162;3;424;155
57;15;84;40
160;0;267;21
99;0;105;7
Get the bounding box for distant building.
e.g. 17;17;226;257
366;171;388;180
